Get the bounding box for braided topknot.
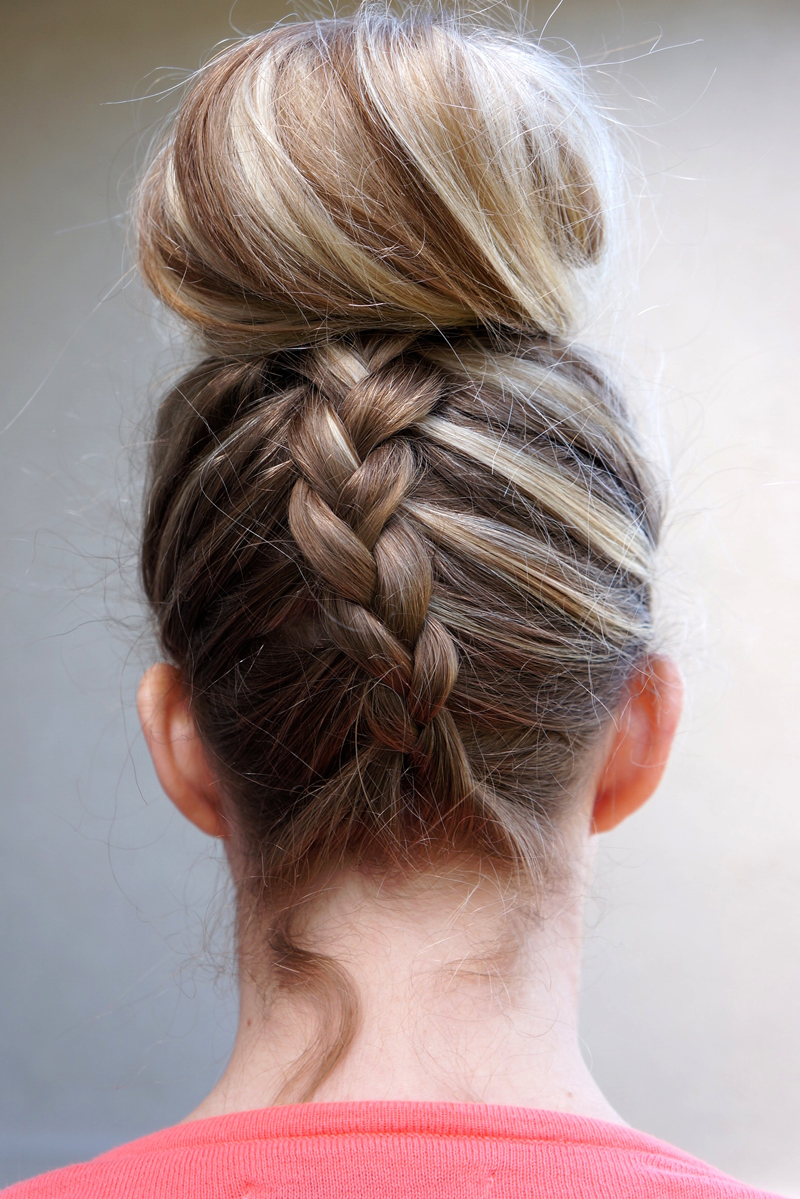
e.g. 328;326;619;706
138;12;660;901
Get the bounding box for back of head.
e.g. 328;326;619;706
137;11;658;910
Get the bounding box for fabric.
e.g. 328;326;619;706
1;1101;785;1198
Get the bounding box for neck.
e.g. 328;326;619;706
188;857;621;1125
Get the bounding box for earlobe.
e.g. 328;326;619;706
591;657;683;835
137;664;228;839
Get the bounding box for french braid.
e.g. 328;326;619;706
286;339;473;811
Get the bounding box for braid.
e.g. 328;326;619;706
286;339;474;810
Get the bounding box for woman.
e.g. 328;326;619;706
3;10;783;1197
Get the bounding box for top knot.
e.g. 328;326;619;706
136;12;613;356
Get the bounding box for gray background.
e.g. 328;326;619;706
1;0;798;1191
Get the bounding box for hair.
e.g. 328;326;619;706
136;8;661;1101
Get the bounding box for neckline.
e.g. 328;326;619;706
101;1100;700;1167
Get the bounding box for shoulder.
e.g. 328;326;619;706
0;1125;185;1199
510;1109;787;1199
1;1162;101;1199
0;1144;165;1199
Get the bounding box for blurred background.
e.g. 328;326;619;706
1;0;798;1191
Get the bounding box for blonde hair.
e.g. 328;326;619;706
136;9;660;1100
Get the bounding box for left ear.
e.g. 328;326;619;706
592;657;684;834
137;663;228;839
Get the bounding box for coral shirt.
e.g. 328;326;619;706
1;1102;785;1198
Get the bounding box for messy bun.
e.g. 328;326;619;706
136;11;659;1095
138;16;611;350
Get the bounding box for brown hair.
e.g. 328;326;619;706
136;10;660;1099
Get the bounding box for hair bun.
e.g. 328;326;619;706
137;15;612;355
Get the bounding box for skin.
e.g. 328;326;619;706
138;657;683;1124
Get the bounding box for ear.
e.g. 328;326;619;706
137;663;228;839
592;657;684;834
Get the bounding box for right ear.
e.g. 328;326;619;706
137;664;228;838
591;656;683;834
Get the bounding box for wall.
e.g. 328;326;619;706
1;0;797;1190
